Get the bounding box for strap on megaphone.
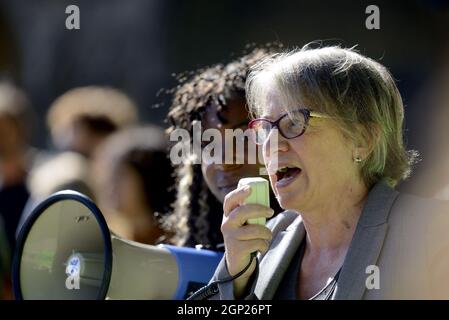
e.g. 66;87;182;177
186;251;258;300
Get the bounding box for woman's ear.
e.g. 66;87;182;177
353;123;381;161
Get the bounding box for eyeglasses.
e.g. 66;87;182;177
248;109;329;145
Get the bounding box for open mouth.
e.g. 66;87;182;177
275;166;302;187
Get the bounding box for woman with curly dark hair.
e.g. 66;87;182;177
164;47;282;249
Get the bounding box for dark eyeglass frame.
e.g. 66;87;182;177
248;109;329;145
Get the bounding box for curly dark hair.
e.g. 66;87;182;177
164;45;282;248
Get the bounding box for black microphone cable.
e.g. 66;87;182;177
186;252;258;300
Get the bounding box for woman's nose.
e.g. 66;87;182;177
263;129;289;156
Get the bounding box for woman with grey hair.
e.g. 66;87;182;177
209;45;449;300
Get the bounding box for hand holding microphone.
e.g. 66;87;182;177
187;177;273;300
221;177;274;298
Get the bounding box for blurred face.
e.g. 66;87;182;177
201;96;262;203
62;119;110;157
262;90;361;213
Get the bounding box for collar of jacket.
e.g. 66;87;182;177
253;180;399;300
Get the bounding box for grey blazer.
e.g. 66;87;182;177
209;181;449;300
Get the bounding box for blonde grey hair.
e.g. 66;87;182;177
246;44;418;188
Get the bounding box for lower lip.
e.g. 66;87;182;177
275;170;301;189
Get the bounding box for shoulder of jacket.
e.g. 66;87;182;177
266;210;300;233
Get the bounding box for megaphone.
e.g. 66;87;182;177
12;190;223;300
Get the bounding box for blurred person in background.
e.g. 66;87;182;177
16;86;138;237
0;81;36;299
402;45;449;201
426;48;449;201
0;81;36;252
16;151;94;237
46;86;138;158
91;126;175;245
164;47;282;250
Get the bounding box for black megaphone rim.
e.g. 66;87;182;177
12;190;113;300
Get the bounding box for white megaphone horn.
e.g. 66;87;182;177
12;190;223;300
